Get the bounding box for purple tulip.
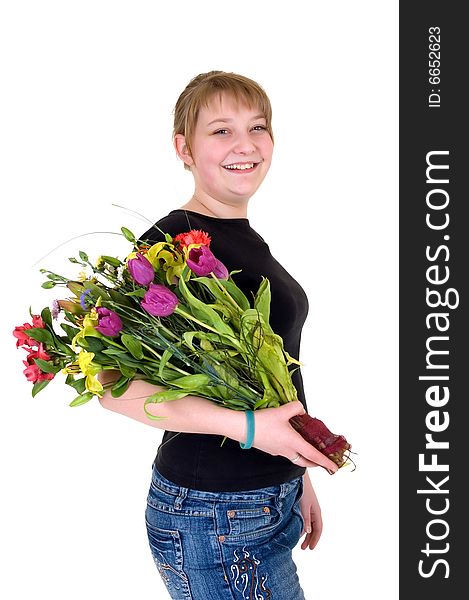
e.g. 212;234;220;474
95;307;123;337
186;246;228;279
141;283;179;317
128;253;155;286
212;259;229;280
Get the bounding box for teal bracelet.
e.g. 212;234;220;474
239;410;255;449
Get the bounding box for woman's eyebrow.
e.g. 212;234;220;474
205;114;265;127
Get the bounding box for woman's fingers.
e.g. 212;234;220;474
291;440;338;473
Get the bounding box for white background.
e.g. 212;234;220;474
0;1;398;598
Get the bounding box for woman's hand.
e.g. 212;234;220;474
299;470;323;550
251;401;338;473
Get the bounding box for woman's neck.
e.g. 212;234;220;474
181;194;248;219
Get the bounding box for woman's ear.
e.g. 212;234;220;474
174;134;194;167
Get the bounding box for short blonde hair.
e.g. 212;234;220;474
173;71;274;169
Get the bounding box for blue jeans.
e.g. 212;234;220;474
145;465;306;599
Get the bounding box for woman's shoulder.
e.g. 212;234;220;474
138;210;190;243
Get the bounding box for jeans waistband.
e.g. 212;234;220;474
151;463;301;502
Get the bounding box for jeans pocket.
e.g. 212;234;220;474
291;479;305;533
291;496;305;533
227;501;281;539
145;517;191;596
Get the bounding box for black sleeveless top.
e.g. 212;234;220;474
139;210;309;491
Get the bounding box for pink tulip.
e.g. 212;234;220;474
186;246;228;279
141;283;178;317
128;253;155;286
95;307;123;337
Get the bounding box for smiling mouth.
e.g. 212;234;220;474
222;161;260;172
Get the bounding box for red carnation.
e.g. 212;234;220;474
174;229;211;248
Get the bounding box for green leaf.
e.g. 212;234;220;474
101;349;142;368
108;288;133;306
146;389;189;403
121;226;135;243
67;281;86;297
69;392;94;407
60;323;80;341
47;273;65;282
82;337;105;352
92;351;115;364
116;363;136;378
178;276;237;341
32;379;51;397
63;310;79;324
65;375;87;394
27;327;55;346
169;373;211;390
193;276;251;312
33;358;61;374
79;250;89;262
83;281;111;301
111;376;131;397
100;255;122;267
41;307;53;327
253;277;271;324
124;288;146;298
121;333;144;359
41;281;56;289
158;348;174;379
253;396;271;410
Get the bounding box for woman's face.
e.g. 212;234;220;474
186;94;274;206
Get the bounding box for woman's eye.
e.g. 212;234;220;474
251;125;267;132
213;129;229;135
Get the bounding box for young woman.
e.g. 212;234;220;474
99;71;337;600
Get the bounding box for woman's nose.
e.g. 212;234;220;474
232;132;256;154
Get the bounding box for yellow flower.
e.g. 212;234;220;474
145;242;185;284
63;350;104;397
71;308;100;349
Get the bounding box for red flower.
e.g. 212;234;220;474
22;362;54;383
22;343;54;383
174;229;211;248
32;315;45;328
13;315;45;348
24;343;52;364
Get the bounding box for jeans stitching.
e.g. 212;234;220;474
230;546;273;600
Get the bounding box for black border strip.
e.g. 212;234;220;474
400;3;466;595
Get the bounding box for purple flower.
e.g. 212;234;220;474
51;299;60;320
186;246;228;279
128;253;155;286
80;289;92;309
212;258;229;279
95;307;123;337
141;283;178;317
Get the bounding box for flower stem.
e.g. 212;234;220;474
174;307;219;334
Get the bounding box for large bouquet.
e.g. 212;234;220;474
14;225;352;470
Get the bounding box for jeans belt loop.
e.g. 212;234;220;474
279;482;289;499
174;487;188;510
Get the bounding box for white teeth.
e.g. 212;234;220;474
223;162;255;170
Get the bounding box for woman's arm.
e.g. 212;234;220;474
98;372;338;472
299;469;324;550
